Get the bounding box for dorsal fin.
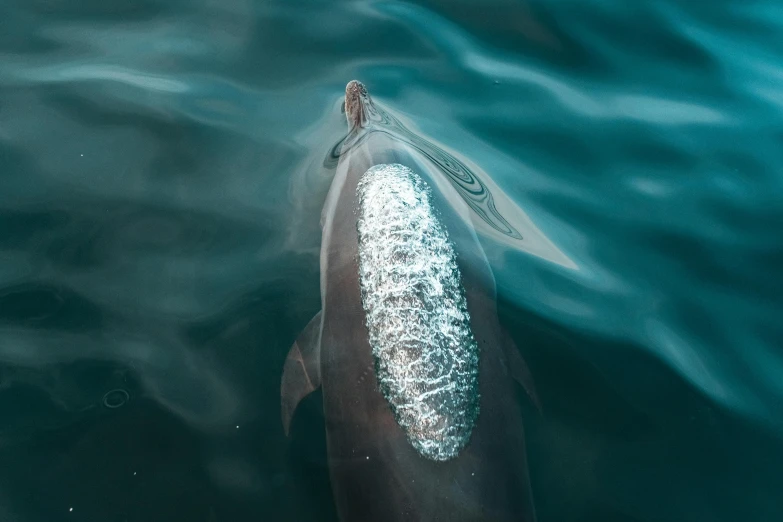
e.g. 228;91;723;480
501;328;542;413
281;311;323;435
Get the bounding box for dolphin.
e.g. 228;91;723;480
281;80;540;522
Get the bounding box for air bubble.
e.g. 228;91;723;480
102;388;130;409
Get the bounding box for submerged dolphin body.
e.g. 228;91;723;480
281;81;539;522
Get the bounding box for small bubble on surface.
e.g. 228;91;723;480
102;388;130;409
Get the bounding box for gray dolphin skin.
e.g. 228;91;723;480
281;80;540;522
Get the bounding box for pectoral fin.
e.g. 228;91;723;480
281;311;323;435
502;329;542;413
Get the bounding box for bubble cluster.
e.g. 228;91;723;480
356;163;480;461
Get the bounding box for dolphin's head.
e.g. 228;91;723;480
345;80;372;130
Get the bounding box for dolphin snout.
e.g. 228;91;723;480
345;80;370;129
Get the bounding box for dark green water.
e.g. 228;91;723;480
1;1;781;521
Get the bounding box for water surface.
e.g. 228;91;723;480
1;1;781;521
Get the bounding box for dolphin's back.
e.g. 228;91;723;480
315;131;536;522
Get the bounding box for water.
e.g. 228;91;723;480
1;1;781;520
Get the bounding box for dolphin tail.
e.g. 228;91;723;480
501;329;542;413
281;311;323;436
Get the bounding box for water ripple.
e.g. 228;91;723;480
0;0;781;519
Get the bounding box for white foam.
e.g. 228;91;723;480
356;164;480;461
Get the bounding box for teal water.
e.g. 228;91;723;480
1;1;782;521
